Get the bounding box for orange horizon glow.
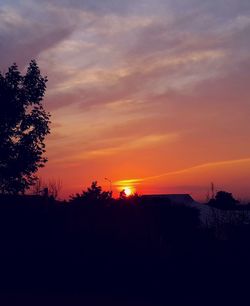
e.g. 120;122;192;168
38;156;250;202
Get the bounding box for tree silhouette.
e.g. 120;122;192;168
0;60;50;194
208;190;239;208
119;189;127;200
70;181;112;204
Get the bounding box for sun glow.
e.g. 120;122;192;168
124;187;133;197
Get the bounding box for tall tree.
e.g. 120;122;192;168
0;60;50;194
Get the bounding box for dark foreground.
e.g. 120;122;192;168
0;196;250;305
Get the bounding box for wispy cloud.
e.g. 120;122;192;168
115;157;250;187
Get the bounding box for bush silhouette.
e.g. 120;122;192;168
70;181;112;205
208;190;239;209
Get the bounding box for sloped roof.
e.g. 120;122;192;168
141;194;194;204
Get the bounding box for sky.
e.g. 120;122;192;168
1;0;250;201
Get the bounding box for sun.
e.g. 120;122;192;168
124;187;133;197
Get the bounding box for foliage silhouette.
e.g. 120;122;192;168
208;190;239;209
70;181;112;204
32;177;62;200
0;186;249;305
119;189;127;200
0;60;50;194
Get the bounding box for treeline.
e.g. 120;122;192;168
0;184;250;305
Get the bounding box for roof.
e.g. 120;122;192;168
141;194;195;204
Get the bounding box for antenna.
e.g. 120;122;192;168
211;182;215;200
206;190;210;202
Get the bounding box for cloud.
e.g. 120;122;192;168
36;0;250;114
115;157;250;186
79;133;178;158
43;0;165;16
0;2;78;68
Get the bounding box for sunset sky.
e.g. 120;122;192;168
1;0;250;201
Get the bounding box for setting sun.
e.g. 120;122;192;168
124;187;133;197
